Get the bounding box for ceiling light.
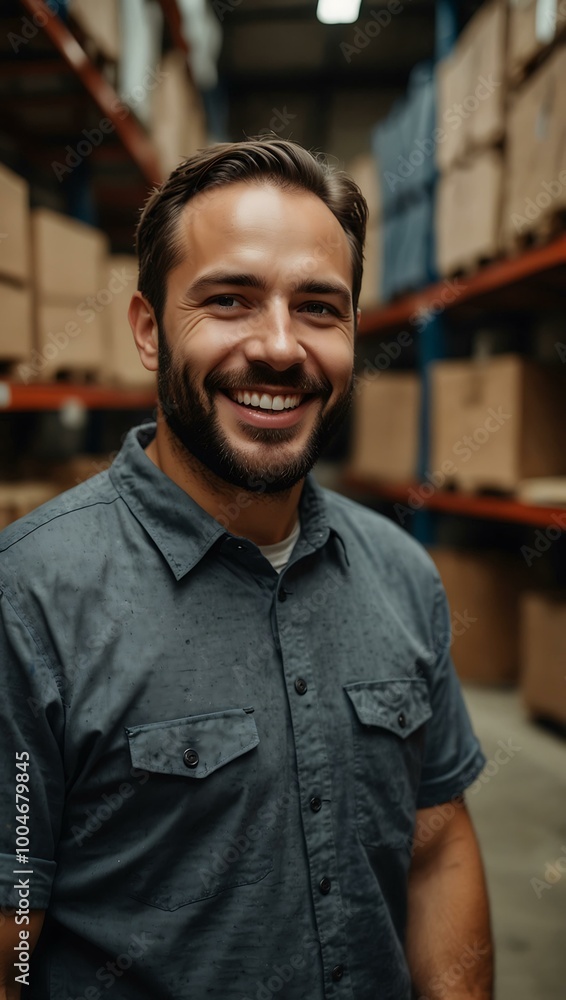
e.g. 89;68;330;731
316;0;362;25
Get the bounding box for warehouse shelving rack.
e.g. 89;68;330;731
0;0;199;414
350;229;566;533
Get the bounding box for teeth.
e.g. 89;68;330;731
231;390;303;411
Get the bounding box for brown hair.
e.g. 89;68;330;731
135;136;368;325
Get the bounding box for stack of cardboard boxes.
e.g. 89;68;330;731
347;153;382;309
435;0;506;275
0;164;32;367
0;160;155;387
501;43;566;249
30;209;109;382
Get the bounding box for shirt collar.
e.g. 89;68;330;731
109;422;348;580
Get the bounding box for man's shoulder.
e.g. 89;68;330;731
321;485;438;578
0;470;119;563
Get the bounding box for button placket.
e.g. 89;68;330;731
274;594;353;998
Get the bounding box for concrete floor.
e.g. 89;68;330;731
462;687;566;1000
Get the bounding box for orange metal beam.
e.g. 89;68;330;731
0;382;156;412
343;475;566;530
359;234;566;336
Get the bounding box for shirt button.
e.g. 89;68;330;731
398;712;406;728
331;964;344;982
319;876;331;895
294;677;308;695
183;748;199;768
310;796;322;813
278;588;288;602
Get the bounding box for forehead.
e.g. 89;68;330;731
172;180;353;282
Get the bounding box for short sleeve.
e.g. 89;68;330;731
0;589;65;907
416;574;486;808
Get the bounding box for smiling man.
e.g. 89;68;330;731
0;138;492;1000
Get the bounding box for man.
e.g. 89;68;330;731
0;138;493;999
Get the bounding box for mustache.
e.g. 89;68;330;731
204;365;332;398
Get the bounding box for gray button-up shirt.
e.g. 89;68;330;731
0;422;485;1000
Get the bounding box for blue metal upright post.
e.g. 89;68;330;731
412;0;459;546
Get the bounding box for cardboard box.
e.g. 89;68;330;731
347;152;382;223
0;163;30;283
430;354;566;492
466;0;507;151
0;282;32;362
31;209;108;301
359;222;382;310
436;149;503;275
507;0;566;84
103;255;155;386
429;547;527;684
520;591;566;724
150;50;207;177
350;372;420;482
34;301;103;379
68;0;121;61
436;0;506;169
0;482;59;531
501;47;566;247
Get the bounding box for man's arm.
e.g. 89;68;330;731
0;911;45;1000
406;799;494;1000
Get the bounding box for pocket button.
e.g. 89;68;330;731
183;748;199;768
397;712;406;729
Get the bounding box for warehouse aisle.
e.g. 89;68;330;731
463;687;566;1000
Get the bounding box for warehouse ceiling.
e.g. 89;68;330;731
219;0;485;161
0;0;485;251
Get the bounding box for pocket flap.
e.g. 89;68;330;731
126;708;259;779
344;679;432;738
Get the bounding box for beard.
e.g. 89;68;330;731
156;323;355;495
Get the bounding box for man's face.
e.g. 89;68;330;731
157;181;356;494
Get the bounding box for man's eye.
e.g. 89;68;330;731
210;295;238;308
302;302;334;315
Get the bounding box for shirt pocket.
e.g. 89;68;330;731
344;678;432;850
125;708;273;910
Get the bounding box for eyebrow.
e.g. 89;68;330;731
185;272;268;299
185;272;352;313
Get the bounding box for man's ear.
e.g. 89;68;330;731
356;307;362;329
128;292;159;372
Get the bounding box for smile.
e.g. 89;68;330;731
226;390;307;412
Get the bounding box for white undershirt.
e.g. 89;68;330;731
257;517;301;574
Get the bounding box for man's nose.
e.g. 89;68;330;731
241;302;308;371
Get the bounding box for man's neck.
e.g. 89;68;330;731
145;423;303;546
